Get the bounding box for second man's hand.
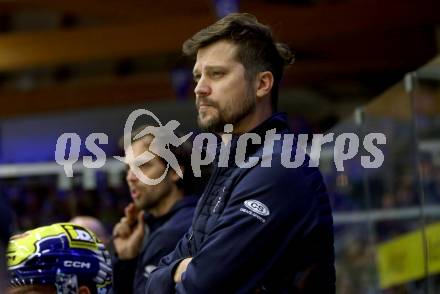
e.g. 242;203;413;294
112;203;145;260
174;257;193;283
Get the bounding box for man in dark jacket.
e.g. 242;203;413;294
112;126;206;294
146;13;335;293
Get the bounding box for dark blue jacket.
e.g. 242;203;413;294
112;195;198;294
146;113;335;293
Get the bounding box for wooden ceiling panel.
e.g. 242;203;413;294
244;0;440;43
0;73;175;117
0;0;213;22
0;15;216;71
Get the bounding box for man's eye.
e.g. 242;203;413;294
138;162;152;170
212;72;224;78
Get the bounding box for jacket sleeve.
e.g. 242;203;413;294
175;164;326;293
144;229;193;293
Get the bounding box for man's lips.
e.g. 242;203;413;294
130;188;140;199
198;104;215;111
196;98;215;108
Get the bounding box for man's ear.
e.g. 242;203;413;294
78;286;91;294
255;71;274;99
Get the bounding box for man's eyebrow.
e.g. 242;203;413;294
206;65;227;71
193;65;227;75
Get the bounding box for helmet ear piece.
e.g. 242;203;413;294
55;272;78;294
7;223;112;293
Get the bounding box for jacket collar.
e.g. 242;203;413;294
214;112;291;166
143;195;198;227
245;112;291;137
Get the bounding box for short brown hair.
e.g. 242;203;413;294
183;13;294;111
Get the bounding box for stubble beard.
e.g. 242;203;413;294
197;92;256;133
134;192;164;213
134;177;173;212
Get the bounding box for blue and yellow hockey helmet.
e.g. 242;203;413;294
7;223;112;294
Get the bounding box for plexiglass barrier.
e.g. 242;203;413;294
323;56;440;293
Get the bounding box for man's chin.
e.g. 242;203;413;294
197;115;224;132
133;200;144;210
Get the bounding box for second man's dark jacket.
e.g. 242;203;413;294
112;195;198;294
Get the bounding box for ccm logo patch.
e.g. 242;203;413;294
64;260;91;269
244;200;270;216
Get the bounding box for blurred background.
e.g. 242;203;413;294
0;0;439;293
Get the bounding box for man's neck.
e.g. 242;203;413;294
220;103;273;144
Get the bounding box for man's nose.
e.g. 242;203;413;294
194;77;211;97
126;169;138;182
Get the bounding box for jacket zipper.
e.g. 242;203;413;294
188;230;194;256
190;163;221;254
